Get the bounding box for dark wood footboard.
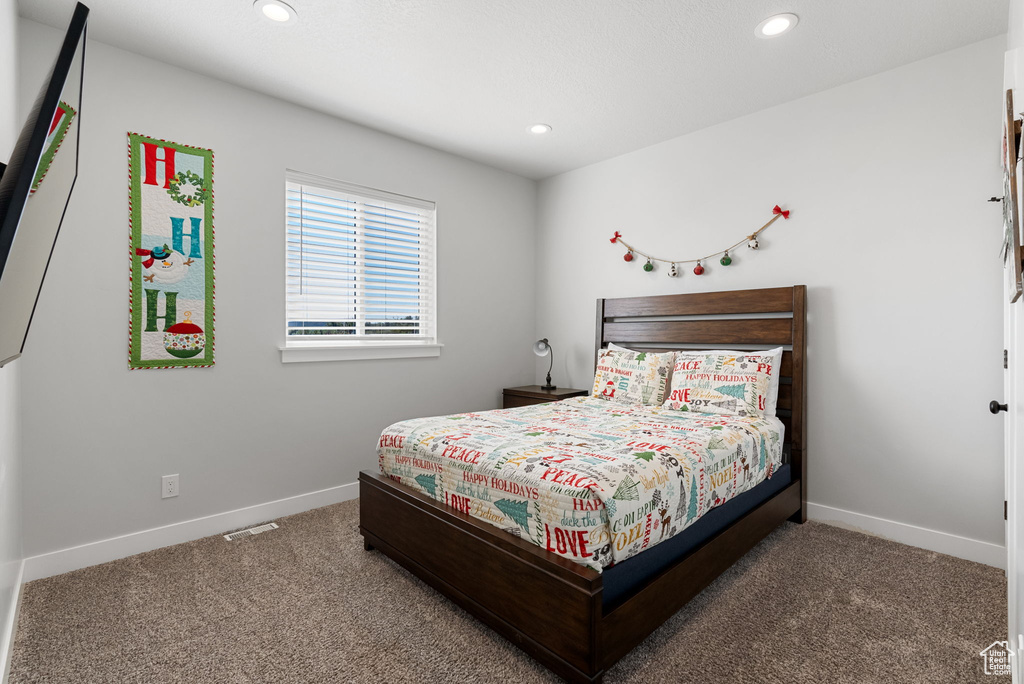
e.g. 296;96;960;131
360;470;801;683
360;470;606;683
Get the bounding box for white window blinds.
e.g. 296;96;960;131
285;172;436;344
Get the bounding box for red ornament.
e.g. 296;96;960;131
165;319;203;335
610;231;622;243
624;251;634;262
693;262;704;275
773;205;790;219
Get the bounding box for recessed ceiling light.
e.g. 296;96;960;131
755;13;798;39
254;0;297;23
529;124;552;135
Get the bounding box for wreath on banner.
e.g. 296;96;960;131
167;170;209;207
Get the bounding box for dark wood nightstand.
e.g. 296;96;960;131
502;385;589;409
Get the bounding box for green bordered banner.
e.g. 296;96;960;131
128;133;214;369
32;101;76;193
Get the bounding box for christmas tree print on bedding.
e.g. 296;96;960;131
663;349;781;417
377;396;783;572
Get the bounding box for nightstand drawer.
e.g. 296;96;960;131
503;394;544;409
502;385;588;409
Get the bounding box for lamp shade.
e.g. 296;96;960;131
533;338;551;357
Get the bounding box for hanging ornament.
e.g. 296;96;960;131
720;251;732;266
643;259;654;272
668;262;678;277
747;236;759;250
693;261;704;276
624;251;634;262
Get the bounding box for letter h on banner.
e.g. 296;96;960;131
170;217;203;258
142;143;176;189
144;289;178;332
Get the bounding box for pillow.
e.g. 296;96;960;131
758;347;785;416
592;348;675;405
594;342;641;364
688;347;784;416
663;348;783;417
607;343;678;396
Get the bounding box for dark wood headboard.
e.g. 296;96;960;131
595;286;807;518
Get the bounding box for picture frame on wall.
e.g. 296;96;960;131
1004;88;1023;304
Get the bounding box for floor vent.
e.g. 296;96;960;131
224;522;279;541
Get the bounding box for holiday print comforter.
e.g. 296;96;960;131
377;396;783;572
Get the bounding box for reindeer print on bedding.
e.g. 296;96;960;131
377;397;783;572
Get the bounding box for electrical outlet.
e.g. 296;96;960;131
161;474;179;499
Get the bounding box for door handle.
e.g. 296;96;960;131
990;400;1008;414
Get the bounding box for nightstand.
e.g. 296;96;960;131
502;385;589;409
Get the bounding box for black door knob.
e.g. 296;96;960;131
990;400;1008;414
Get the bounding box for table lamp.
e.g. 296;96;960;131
533;338;556;390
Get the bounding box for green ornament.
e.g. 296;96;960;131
720;252;732;266
643;260;654;272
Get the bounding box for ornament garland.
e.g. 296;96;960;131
609;205;791;277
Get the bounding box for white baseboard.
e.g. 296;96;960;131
807;501;1006;570
23;482;359;582
1;560;24;684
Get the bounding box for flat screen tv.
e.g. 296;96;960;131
0;2;88;367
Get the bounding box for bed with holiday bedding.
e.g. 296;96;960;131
359;286;806;683
376;396;784;572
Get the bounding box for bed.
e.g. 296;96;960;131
359;285;806;683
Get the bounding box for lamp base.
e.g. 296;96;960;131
541;384;557;391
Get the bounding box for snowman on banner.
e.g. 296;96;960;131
135;243;193;285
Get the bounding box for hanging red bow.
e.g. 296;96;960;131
773;205;790;219
610;231;622;244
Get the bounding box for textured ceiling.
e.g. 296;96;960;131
18;0;1009;179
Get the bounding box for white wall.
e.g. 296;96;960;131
1010;0;1022;53
0;0;22;675
536;37;1007;560
16;19;537;563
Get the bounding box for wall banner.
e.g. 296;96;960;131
127;133;214;369
32;101;76;194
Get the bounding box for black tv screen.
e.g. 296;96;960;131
0;2;88;367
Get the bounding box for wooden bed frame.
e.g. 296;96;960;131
359;285;806;683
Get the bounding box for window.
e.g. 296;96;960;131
282;171;439;362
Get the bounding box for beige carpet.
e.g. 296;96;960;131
9;499;1006;683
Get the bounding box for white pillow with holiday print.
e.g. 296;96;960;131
591;349;674;406
662;348;781;417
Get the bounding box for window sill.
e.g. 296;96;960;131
280;342;443;363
